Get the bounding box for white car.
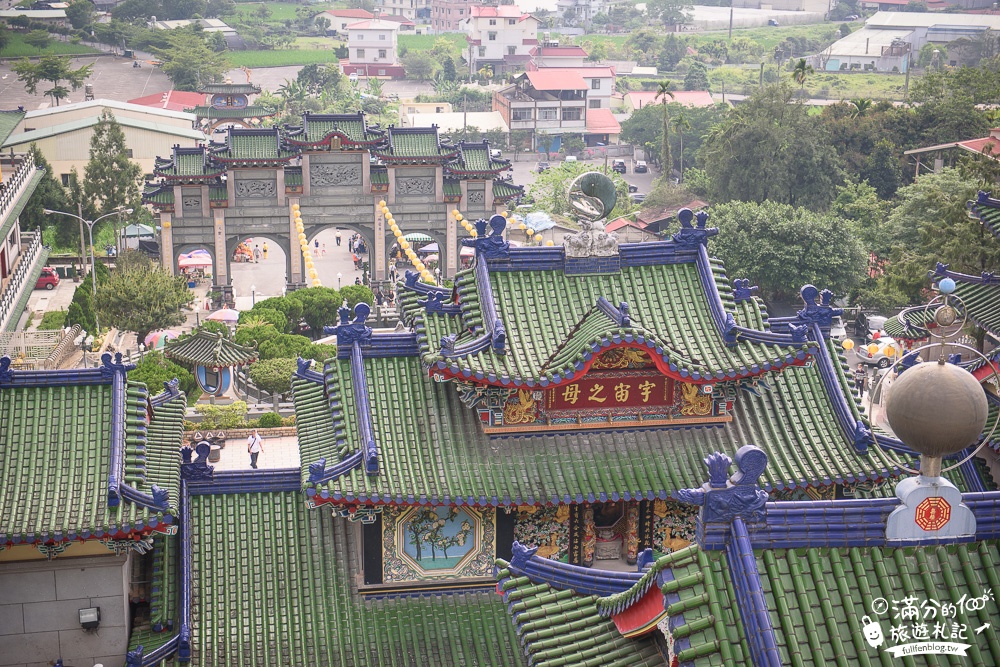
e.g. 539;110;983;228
564;155;578;162
490;149;502;159
829;315;848;342
860;337;899;369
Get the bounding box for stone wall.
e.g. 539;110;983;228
0;554;129;667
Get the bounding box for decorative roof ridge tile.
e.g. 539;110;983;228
0;351;133;388
970;190;1000;241
163;329;258;368
930;261;1000;285
595;544;701;618
506;541;643;596
726;517;782;667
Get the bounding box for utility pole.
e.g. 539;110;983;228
78;201;85;278
729;0;734;40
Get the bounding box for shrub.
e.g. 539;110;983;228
282;414;297;427
130;351;199;402
248;358;298;395
37;309;67;330
196;320;230;338
239;307;288;334
194;401;248;430
257;412;284;428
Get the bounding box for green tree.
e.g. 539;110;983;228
287;287;342;337
130;352;199;404
646;0;691;28
527;161;634;218
24;31;51;50
441;56;457;83
701;85;844;209
830;181;892;257
791;58;814;92
96;253;194;342
655;81;674;174
247;358;298;396
707;200;867;302
13;55;92;106
0;24;9;52
66;0;96;29
83;109;142;219
561;133;585;157
296;64;342;95
238;307;288;334
402;51;438;80
671;111;692;180
149;29;230;91
258;333;314;360
684;62;711;92
253;296;303;332
859;139;903;200
234;322;278;348
21;145;70;241
339;285;374;310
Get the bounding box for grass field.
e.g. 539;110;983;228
398;33;468;53
228;32;469;68
572;22;846;53
229;1;336;24
0;33;99;59
705;65;911;101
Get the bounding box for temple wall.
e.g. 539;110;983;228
651;499;698;555
514;505;570;562
381;505;496;583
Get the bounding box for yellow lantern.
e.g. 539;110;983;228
379;200;387;208
406;248;416;258
292;203;300;211
415;262;425;272
526;228;534;236
451;208;460;216
163;221;171;229
546;240;554;246
518;223;526;231
501;210;509;218
885;345;897;357
455;214;463;222
295;224;304;233
866;343;879;356
534;234;542;242
401;240;410;250
471;230;478;237
298;232;307;241
841;339;855;351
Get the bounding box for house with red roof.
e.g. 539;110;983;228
317;8;374;34
128;90;207;114
342;19;406;78
463;5;540;76
903;128;1000;177
528;45;589;68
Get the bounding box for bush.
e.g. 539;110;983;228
248;358;298;395
239;307;288;334
257;412;284;428
37;309;67;330
130;351;199;403
283;414;297;427
194;401;248;430
196;320;230;338
255;296;303;332
338;285;374;311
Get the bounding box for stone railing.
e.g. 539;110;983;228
183;426;297;439
0;231;43;330
0;153;37;227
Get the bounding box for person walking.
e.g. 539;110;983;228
247;429;263;469
262;241;269;260
854;363;868;396
336;230;342;246
322;243;327;256
253;245;261;263
314;238;320;256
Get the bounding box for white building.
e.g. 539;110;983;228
343;19;406;78
463;5;540;76
374;0;430;22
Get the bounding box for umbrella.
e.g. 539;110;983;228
418;242;439;253
178;255;213;269
207;307;240;323
423;253;439;263
144;330;180;350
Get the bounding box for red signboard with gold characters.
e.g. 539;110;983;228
548;372;673;411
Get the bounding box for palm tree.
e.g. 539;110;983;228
671;111;692;182
850;98;873;118
655;81;674;177
792;58;814;93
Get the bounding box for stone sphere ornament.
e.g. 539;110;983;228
885;360;988;459
568;172;617;221
938;277;956;294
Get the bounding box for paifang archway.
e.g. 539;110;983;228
142;117;522;293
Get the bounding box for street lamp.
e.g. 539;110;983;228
337;272;342;289
44;206;133;333
251;284;256;307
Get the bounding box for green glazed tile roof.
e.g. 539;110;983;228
494;180;524;202
406;260;811;386
153;147;224;180
0;108;26;145
375;127;457;162
190;105;275;119
970;193;1000;241
495;559;668;666
370;165;388;185
443;178;461;197
284;167;302;187
757;542;1000;666
288;112;385;146
448;142;510;177
210;128;297;164
189;491;522;666
883;307;934;341
164;329;259;368
199;83;261;95
142;183;174;205
294;345;906;504
0;380;182;544
952;279;1000;337
209;185;227;201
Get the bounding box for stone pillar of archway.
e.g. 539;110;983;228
288;197;302;285
485;179;495;211
160;212;174;275
445;206;457;279
213;209;228;286
373;202;386;281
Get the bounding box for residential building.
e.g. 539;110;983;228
623;90;716;112
379;13;418;31
903;128;1000;178
317;8;374;34
430;0;477;33
0;8;66;25
374;0;430;22
528;45;588;69
555;0;619;25
814;11;1000;72
463;5;540;76
2;100;205;181
398;99;454;118
342;19;405;78
494;70;621;151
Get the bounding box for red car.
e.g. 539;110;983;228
35;267;59;290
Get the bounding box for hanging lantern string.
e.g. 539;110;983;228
292;203;321;287
382;199;435;285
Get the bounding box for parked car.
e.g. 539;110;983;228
35;267;59;290
634;160;648;173
846;14;860;20
629;193;646;204
536;162;551;173
564;155;578;163
768;18;780;26
627;184;639;193
490;149;502;159
829;315;848;342
612;159;627;174
860;336;899;369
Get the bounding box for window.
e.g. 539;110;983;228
591;79;600;90
508;18;516;24
538;108;557;120
378;69;386;76
357;48;365;58
488;31;497;41
489;18;496;25
507;45;516;55
512;108;533;120
459;9;463;14
589;99;601;109
356;33;363;40
562;108;582;121
126;149;134;158
379;49;387;58
379;34;386;40
61;173;70;186
478;46;486;57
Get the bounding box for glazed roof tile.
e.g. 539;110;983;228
970;191;1000;241
142;183;173;205
153;146;224;180
189;490;522;665
370;165;388;185
286;112;385;146
198;83;261;95
447;141;510;177
163;329;258;368
930;264;1000;337
295;339;907;504
284;167;303;187
493;179;524;202
408;259;811;386
189;105;275;119
883;306;935;341
210;127;297;164
0;374;184;545
0;109;26;145
375;126;457;162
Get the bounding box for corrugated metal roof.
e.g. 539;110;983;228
3;115;206;147
866;10;1000;29
824;28;912;58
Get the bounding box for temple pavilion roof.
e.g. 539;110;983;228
189;105;275;120
0;355;185;547
970;190;1000;241
208;127;298;166
493;179;524;203
283;112;385;148
883;306;936;342
446;140;511;178
198;83;261;95
372;126;459;164
163;329;258;368
187;489;521;665
930;263;1000;338
153;145;225;182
